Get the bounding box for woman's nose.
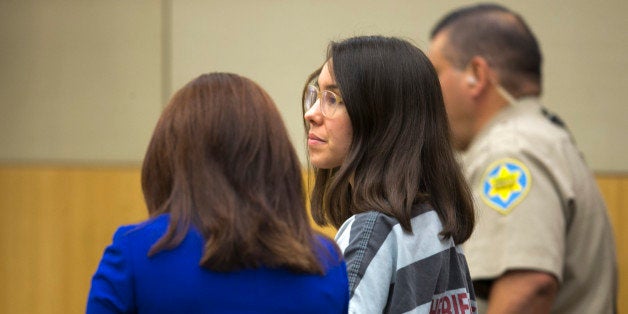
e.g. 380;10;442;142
304;98;322;122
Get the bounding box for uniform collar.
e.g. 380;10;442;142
462;96;543;156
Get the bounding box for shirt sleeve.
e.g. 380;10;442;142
464;150;565;282
335;212;395;314
86;226;135;314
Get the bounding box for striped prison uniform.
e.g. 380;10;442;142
335;205;477;314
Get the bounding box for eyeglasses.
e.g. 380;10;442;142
304;85;344;118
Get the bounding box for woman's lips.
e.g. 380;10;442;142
308;133;325;146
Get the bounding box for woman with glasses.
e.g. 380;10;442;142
87;73;349;313
303;36;477;313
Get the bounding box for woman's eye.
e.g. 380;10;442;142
325;92;337;105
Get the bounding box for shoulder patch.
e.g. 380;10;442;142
480;158;531;215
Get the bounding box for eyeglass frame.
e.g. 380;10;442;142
303;84;344;118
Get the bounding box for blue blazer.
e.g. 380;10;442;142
87;214;349;313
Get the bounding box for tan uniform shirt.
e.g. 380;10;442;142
461;98;617;313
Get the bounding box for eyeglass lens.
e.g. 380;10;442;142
305;85;338;117
305;85;318;110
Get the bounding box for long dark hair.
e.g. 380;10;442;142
305;36;474;244
143;72;330;273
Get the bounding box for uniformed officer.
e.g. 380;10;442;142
428;3;617;313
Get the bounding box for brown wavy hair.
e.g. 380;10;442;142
142;72;331;273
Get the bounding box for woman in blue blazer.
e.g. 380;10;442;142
86;73;349;314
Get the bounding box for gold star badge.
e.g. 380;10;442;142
487;165;523;202
480;158;531;215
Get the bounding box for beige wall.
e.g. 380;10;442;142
171;0;628;172
0;0;163;164
1;0;627;171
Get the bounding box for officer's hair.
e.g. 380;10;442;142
430;3;543;97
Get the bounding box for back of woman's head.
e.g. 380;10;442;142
143;72;328;273
311;36;474;243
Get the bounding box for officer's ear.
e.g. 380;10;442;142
466;75;477;86
465;56;492;98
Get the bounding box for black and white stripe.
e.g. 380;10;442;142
336;206;476;313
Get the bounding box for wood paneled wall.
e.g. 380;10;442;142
0;166;625;313
0;166;146;313
597;174;628;313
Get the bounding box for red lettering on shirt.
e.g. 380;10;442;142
457;293;469;312
430;292;474;314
